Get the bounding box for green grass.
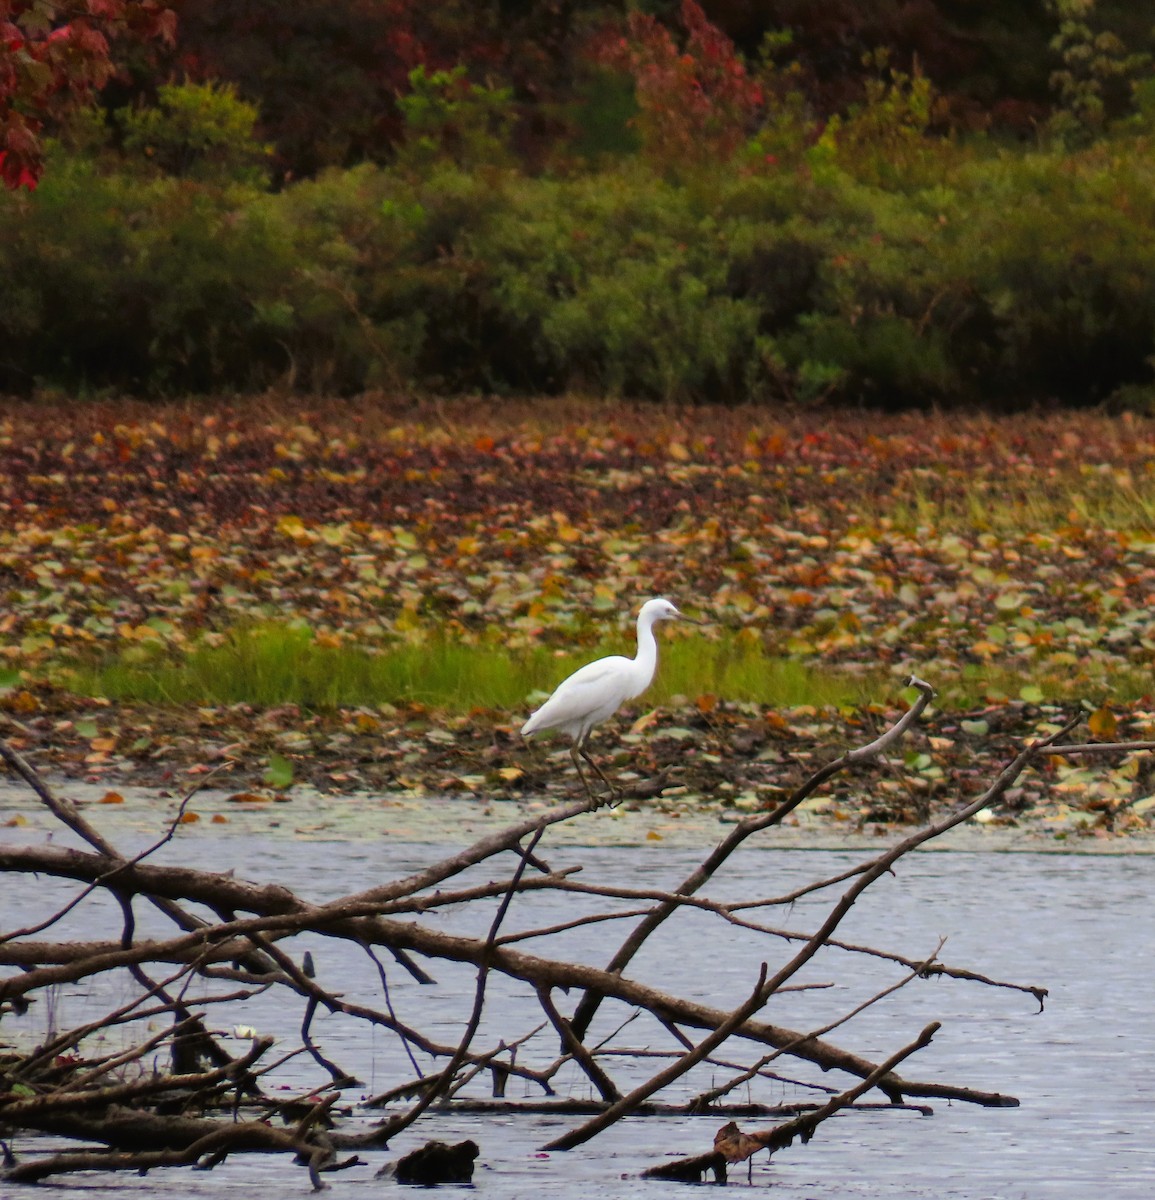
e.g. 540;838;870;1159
58;622;894;714
931;660;1155;710
885;475;1155;535
57;621;1147;716
652;636;883;708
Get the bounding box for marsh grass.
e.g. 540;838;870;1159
61;621;1146;717
65;626;544;712
940;661;1155;710
886;475;1155;535
62;623;892;714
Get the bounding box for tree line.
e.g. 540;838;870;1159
2;0;1154;407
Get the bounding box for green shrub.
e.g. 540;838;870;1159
0;155;295;392
121;82;273;185
395;66;516;173
474;170;765;399
6;100;1155;406
941;146;1155;402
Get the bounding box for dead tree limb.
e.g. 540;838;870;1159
568;675;938;1041
542;962;771;1151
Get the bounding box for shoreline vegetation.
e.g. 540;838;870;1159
4;2;1155;408
2;397;1155;841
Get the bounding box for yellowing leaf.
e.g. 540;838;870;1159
99;790;125;804
1088;706;1118;740
179;811;201;823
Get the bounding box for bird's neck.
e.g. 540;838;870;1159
631;613;660;691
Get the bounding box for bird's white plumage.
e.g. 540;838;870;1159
520;654;638;743
521;598;688;805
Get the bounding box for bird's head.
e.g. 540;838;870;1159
639;597;689;624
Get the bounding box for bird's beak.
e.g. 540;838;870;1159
676;610;706;625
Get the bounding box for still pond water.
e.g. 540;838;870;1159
4;793;1154;1198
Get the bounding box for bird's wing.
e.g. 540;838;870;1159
521;656;632;737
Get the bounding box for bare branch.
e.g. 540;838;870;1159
568;677;937;1041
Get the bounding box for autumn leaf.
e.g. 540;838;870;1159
1088;706;1118;740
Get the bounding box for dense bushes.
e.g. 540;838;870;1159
5;71;1155;405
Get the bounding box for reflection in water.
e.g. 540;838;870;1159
3;819;1152;1197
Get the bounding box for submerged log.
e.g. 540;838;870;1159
642;1150;727;1183
382;1139;480;1185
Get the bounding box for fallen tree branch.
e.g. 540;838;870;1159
3;691;1098;1187
568;676;938;1040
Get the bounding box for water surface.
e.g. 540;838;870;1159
2;792;1153;1196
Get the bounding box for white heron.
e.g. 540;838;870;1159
521;597;694;807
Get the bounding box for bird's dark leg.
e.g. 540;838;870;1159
569;745;599;806
579;744;620;809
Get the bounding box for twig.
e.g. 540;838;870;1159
733;1021;942;1159
536;985;622;1103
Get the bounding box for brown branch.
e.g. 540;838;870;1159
643;1024;941;1181
728;1020;942;1161
3;693;1080;1190
689;938;946;1111
1;1108;336;1187
0;870;1015;1107
536;985;622;1103
542;963;771;1152
568;676;937;1040
1048;740;1155;755
0;1036;272;1121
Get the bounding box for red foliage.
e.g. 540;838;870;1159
0;0;175;188
166;0;438;175
592;0;763;168
166;0;575;178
